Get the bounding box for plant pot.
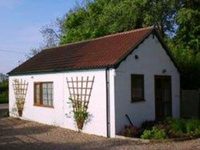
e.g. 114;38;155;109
18;109;23;116
77;119;85;130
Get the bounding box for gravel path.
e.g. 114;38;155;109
1;117;200;150
0;104;8;109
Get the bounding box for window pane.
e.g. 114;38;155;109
131;75;144;102
42;83;53;107
34;82;53;107
35;84;40;105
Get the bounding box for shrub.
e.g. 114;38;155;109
185;119;200;134
165;118;200;138
124;118;200;139
121;125;141;138
194;128;200;136
69;97;90;130
167;118;186;133
141;120;157;130
141;127;167;139
73;108;89;130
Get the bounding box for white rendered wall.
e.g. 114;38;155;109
9;69;107;137
114;34;180;134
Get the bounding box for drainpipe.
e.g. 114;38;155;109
105;68;110;137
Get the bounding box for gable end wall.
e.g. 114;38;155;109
114;34;180;134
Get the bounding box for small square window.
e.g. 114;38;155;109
131;74;144;102
34;82;53;107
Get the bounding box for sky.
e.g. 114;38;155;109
0;0;82;74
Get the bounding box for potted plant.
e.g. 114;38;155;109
69;97;89;130
16;98;25;116
74;107;89;130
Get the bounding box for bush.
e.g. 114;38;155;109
186;119;200;132
0;80;8;104
73;108;89;130
185;119;200;135
141;127;167;139
141;120;157;130
122;118;200;139
165;118;200;138
121;125;141;138
166;118;186;133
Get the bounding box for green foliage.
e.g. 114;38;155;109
167;118;187;135
37;0;200;89
0;80;8;104
60;0;178;44
73;107;89;123
69;97;89;130
167;0;200;89
141;120;157;130
141;127;167;139
169;42;200;89
185;119;200;134
175;0;200;52
140;118;200;139
166;118;200;137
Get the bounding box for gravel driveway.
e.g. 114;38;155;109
1;117;200;150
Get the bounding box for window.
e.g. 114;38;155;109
131;74;144;102
34;82;53;107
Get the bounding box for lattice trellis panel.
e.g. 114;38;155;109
66;76;95;112
12;79;28;110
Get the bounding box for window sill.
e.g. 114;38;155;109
34;104;54;109
131;98;145;103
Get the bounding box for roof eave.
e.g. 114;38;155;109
8;65;115;76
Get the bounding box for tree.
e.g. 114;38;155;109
60;0;179;44
0;79;8;104
26;0;200;88
40;20;61;48
26;48;41;59
58;0;200;88
168;0;200;89
26;20;62;59
174;0;200;53
143;0;181;37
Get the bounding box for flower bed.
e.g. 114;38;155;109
121;118;200;140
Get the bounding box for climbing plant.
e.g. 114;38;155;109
12;79;28;116
66;76;95;130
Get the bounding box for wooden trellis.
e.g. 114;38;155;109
13;79;28;101
66;76;95;112
12;79;28;114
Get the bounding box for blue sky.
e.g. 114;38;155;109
0;0;82;74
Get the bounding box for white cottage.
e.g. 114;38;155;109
8;27;180;138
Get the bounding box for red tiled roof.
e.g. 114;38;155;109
9;27;155;75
